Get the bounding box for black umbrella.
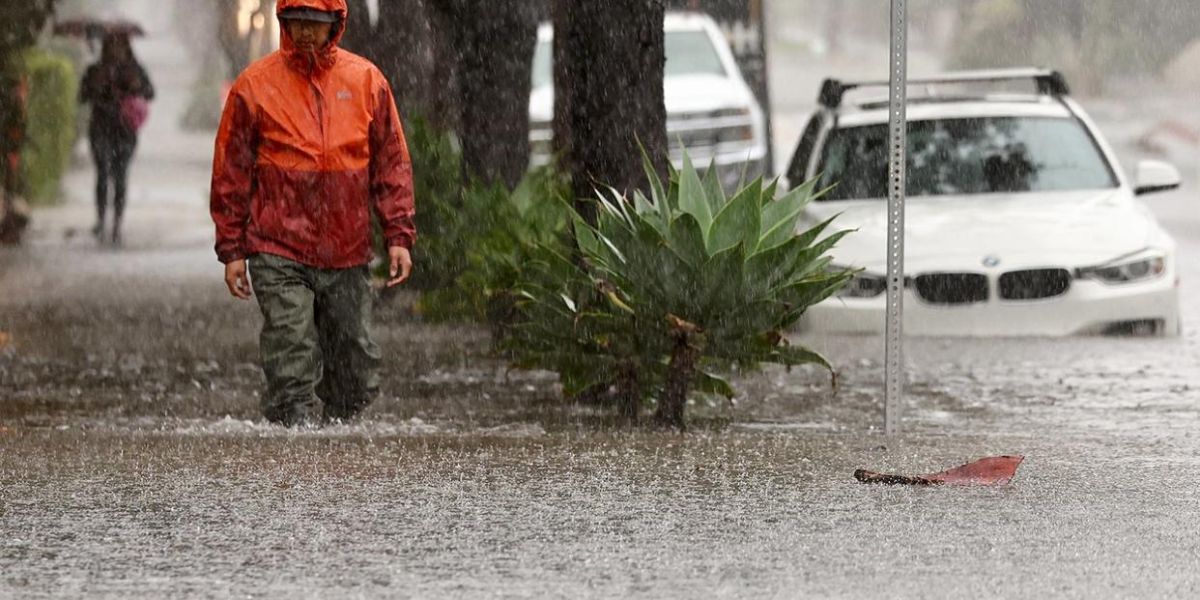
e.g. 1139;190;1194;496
53;18;145;39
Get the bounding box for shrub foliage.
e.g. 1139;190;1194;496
20;48;77;204
398;116;571;325
507;154;852;428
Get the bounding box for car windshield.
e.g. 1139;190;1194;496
664;31;726;78
816;116;1117;200
531;30;725;89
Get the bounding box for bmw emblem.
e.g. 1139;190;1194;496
982;255;1001;268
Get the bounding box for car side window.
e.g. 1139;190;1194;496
787;115;824;185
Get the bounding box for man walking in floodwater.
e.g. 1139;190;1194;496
210;0;415;426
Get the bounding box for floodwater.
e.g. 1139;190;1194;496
5;168;1200;600
5;2;1200;598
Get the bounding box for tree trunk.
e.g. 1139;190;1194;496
456;0;540;189
373;0;440;128
655;316;703;431
0;0;55;54
348;1;541;188
552;0;668;223
338;0;376;58
0;0;51;245
0;60;22;180
421;0;464;135
615;361;641;424
214;0;250;78
0;62;28;244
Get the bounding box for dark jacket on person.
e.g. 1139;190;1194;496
80;57;154;141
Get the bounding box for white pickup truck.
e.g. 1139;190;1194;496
528;12;769;190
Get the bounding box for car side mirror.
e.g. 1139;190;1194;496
1134;160;1182;196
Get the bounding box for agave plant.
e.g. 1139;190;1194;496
508;154;853;429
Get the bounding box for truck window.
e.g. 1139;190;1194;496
787;115;824;185
664;31;726;78
532;30;727;89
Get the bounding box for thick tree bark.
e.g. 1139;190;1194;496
356;0;537;188
343;0;444;131
552;0;668;223
338;0;376;58
456;0;539;189
365;0;440;128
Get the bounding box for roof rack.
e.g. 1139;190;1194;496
818;68;1071;109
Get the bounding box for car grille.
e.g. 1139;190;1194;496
912;273;989;305
666;126;754;156
998;268;1071;300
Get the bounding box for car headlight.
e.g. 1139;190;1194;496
1077;254;1166;284
836;269;888;298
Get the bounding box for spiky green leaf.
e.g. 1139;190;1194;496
693;369;736;399
697;243;747;320
757;177;820;252
676;152;713;239
641;144;668;209
770;344;834;372
701;158;726;214
708;179;763;255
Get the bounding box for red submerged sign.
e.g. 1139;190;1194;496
855;455;1025;486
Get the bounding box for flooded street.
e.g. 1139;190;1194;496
5;2;1200;598
5;428;1200;598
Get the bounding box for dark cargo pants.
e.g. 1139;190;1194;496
248;253;382;425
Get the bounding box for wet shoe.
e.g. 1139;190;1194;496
264;405;322;428
322;401;368;424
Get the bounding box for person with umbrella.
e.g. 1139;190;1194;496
79;31;153;244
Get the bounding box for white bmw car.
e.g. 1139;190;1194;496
784;69;1183;336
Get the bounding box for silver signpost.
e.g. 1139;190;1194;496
885;0;907;436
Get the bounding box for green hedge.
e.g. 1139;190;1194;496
20;48;77;204
376;116;571;329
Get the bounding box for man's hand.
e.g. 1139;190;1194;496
387;246;412;288
225;259;252;299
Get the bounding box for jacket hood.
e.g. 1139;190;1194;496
276;0;348;72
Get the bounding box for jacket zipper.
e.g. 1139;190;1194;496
310;66;327;210
311;74;327;258
311;82;326;167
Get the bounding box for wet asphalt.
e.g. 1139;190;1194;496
4;3;1200;598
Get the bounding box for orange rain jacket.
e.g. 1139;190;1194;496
210;0;415;269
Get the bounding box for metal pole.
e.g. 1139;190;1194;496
884;0;907;436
